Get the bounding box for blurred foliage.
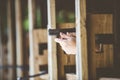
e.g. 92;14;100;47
23;8;42;32
23;17;29;32
36;8;42;28
23;9;75;31
67;12;75;22
56;10;66;23
56;10;75;23
23;8;29;32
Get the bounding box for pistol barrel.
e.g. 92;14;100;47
49;28;75;35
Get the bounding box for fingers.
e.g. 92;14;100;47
54;37;66;44
60;32;70;39
60;32;76;39
66;32;76;37
54;32;76;54
55;32;75;43
54;38;62;43
55;32;76;45
55;32;67;43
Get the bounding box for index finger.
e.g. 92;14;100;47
60;32;70;39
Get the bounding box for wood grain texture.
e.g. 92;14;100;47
33;29;47;80
15;0;24;77
87;14;113;80
47;0;58;80
57;23;75;80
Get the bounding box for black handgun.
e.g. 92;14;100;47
49;28;76;36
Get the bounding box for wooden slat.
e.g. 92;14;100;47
15;0;23;77
28;0;42;80
47;0;58;80
75;0;88;80
0;1;8;80
0;16;3;80
88;14;113;80
33;29;47;80
7;0;15;79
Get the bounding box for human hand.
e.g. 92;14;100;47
55;32;76;54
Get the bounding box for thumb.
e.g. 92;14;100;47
54;38;62;43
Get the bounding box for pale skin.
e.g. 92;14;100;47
55;32;76;55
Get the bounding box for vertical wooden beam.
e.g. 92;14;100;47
88;14;113;80
0;16;3;80
28;0;40;80
0;0;8;79
75;0;88;80
7;0;15;79
114;0;120;68
47;0;58;80
57;47;66;80
15;0;23;77
32;29;48;80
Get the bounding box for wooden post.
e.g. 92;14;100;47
0;1;8;79
75;0;88;80
88;14;113;80
15;0;23;77
47;0;58;80
28;0;40;80
32;29;48;80
0;16;3;80
7;0;15;79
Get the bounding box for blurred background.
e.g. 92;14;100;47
0;0;75;80
1;0;120;80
